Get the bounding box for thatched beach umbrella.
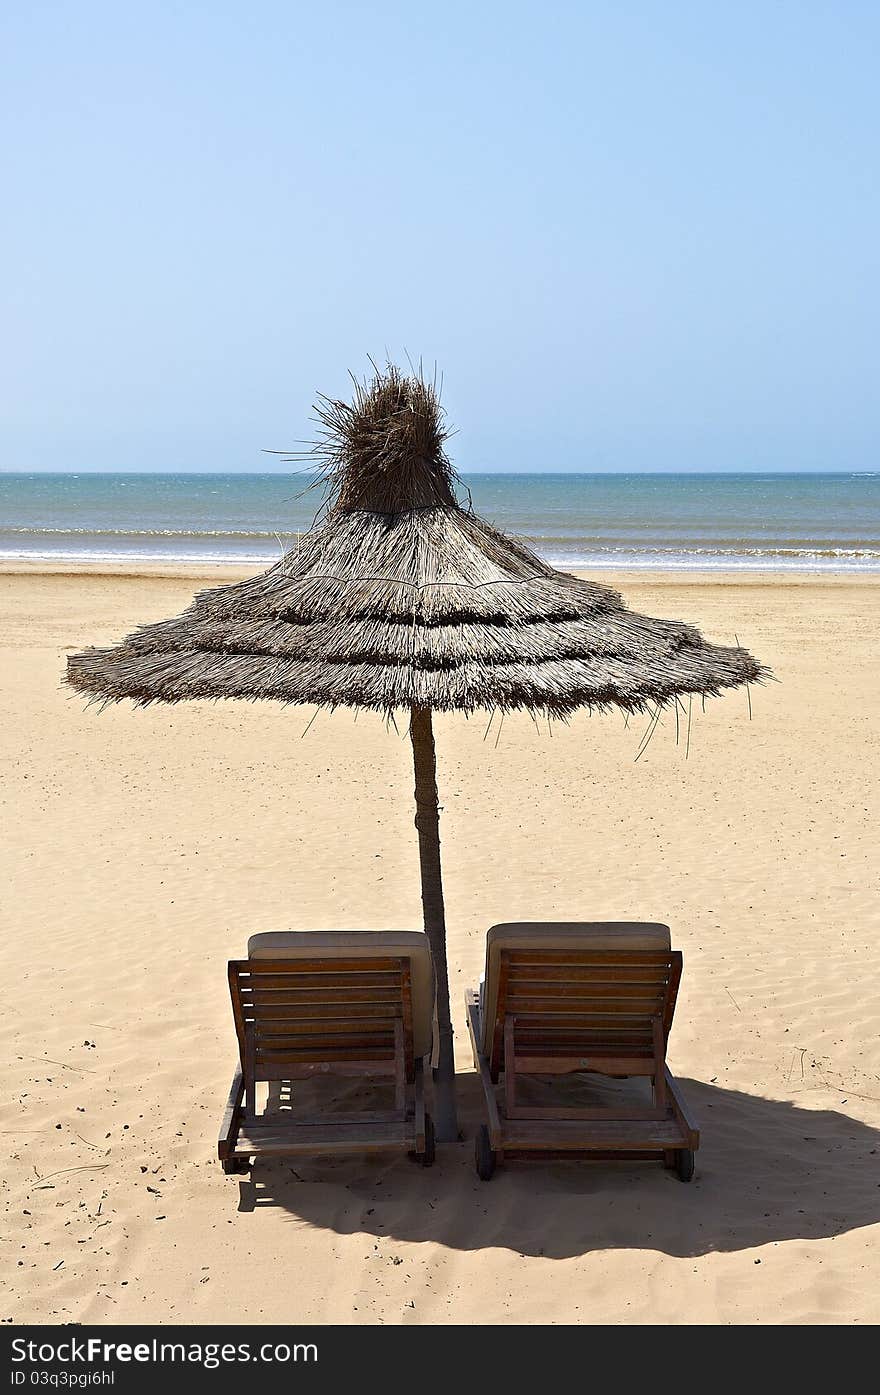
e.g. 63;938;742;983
67;365;764;1140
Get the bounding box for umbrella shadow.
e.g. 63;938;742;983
235;1073;880;1259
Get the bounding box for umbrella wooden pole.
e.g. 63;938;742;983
410;704;459;1142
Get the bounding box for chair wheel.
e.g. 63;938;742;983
475;1124;496;1180
222;1157;249;1175
417;1115;435;1167
675;1149;695;1182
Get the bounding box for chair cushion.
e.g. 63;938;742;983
480;922;672;1055
247;930;435;1058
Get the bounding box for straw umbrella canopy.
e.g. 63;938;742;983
67;365;765;1140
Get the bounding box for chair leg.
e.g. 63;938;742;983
412;1056;435;1166
652;1017;668;1113
503;1016;517;1119
218;1065;246;1173
244;1021;257;1122
393;1019;407;1117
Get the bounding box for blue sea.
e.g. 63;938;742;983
1;471;878;571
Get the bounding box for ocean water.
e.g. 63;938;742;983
0;471;878;571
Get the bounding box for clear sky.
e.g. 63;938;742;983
2;2;878;473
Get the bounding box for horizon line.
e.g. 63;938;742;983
1;467;874;478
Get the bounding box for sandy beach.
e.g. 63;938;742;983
2;563;878;1326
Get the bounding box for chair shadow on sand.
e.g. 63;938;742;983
233;1072;880;1259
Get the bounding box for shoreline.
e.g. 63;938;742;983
2;557;879;587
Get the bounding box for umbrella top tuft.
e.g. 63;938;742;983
307;363;458;514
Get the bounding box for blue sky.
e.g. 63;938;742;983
1;2;878;473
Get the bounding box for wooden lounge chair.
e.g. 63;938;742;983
465;922;699;1181
219;930;436;1173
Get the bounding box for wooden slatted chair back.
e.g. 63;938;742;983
228;956;416;1085
489;947;682;1079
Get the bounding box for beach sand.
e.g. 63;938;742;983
2;564;878;1325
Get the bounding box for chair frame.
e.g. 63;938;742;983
466;946;699;1173
219;955;433;1172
